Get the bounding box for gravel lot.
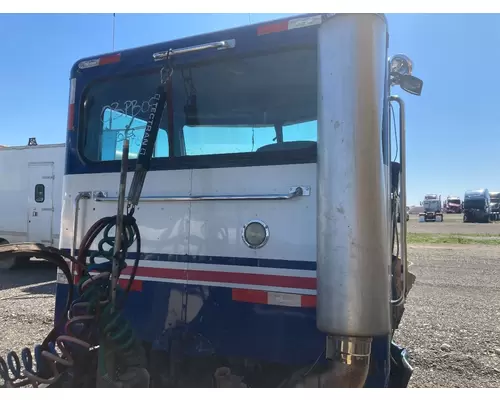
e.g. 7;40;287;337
408;213;500;235
394;244;500;388
0;262;56;358
0;236;499;387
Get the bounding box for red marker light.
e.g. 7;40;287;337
78;53;121;70
99;53;121;66
257;15;323;37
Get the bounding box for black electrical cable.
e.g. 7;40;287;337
76;214;141;303
0;228;141;387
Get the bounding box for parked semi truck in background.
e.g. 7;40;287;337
463;189;491;223
489;191;500;221
444;195;461;214
419;194;443;222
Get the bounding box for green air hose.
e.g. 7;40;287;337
73;211;149;387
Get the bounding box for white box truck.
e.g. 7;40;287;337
0;139;65;268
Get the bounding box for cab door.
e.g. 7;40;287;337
184;123;317;295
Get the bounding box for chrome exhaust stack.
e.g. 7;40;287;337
315;14;391;387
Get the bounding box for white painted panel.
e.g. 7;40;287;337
189;163;316;261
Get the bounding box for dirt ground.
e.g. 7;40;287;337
394;244;500;388
0;238;499;387
0;262;55;358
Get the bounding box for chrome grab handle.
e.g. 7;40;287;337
94;186;311;203
71;192;91;258
389;95;407;306
153;39;236;61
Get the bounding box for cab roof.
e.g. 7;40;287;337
70;13;324;78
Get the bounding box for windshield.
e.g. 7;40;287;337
80;48;317;163
448;199;460;205
423;200;440;211
464;198;486;209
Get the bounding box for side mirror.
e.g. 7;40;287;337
400;75;423;96
420;201;422;206
389;54;424;96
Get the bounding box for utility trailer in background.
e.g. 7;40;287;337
0;139;65;268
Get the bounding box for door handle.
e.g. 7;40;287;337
32;211;38;217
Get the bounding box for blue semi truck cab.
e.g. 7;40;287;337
463;189;491;223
